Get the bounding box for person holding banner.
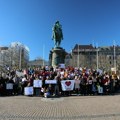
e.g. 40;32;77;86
21;75;28;95
0;76;6;96
6;77;14;96
44;88;51;98
53;75;60;96
33;75;42;96
13;75;20;95
87;76;93;95
74;76;80;96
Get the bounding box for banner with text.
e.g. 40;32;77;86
24;87;33;95
6;83;13;90
61;80;75;91
45;80;57;84
33;80;42;88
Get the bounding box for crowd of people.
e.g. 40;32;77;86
0;65;120;97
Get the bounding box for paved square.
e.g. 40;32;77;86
0;95;120;120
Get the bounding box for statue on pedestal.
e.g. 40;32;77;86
50;21;66;68
52;21;63;48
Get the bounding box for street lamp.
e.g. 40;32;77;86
77;44;79;68
113;40;116;74
96;43;99;71
19;47;22;70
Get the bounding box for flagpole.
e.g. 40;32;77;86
43;44;45;66
19;47;22;70
113;40;116;74
77;44;79;68
96;43;99;71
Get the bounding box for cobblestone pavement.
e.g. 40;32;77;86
0;95;120;120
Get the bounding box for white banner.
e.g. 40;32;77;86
59;64;65;68
24;87;33;95
98;86;103;93
6;83;13;90
45;80;57;84
61;80;75;91
111;67;116;71
16;71;24;77
97;69;103;75
33;80;42;88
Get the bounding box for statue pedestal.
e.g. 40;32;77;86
49;47;66;68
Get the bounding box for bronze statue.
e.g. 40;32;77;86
52;21;63;47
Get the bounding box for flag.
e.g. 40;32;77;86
61;80;75;91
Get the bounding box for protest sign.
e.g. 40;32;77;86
33;80;42;88
6;83;13;90
24;87;33;95
59;64;65;68
16;71;24;77
97;69;103;75
98;86;103;93
61;80;75;91
45;80;57;84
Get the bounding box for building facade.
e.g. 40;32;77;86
0;47;9;71
0;42;29;70
70;44;120;73
98;46;120;72
28;59;48;68
71;44;96;68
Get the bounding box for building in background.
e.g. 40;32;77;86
0;42;29;70
98;46;120;72
71;44;96;68
70;44;120;73
28;58;48;68
1;42;120;73
0;47;9;71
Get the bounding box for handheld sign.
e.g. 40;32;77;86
45;80;57;84
61;80;75;91
6;83;13;90
24;87;33;95
33;80;42;88
59;64;65;68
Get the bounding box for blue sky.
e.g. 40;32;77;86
0;0;120;60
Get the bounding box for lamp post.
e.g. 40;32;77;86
43;44;45;66
1;51;4;67
77;44;79;68
19;46;22;70
113;40;116;74
96;43;99;71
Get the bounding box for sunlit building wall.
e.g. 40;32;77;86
0;42;29;70
70;44;120;73
9;42;29;69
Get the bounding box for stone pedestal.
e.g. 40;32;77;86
49;47;66;68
